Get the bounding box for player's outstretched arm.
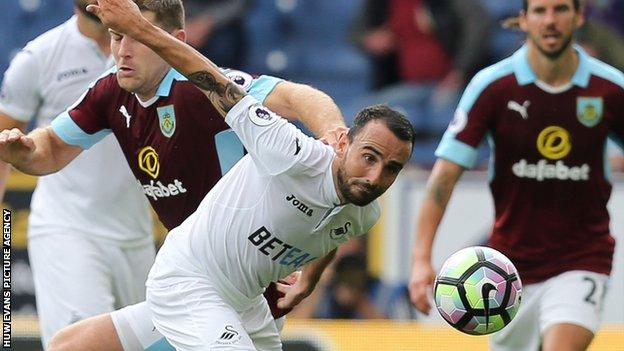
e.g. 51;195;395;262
264;82;346;137
88;0;245;117
0;126;82;176
408;158;464;315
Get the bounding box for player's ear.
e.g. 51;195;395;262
333;130;349;157
518;11;529;32
173;29;186;42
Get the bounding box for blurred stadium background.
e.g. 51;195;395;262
1;0;623;350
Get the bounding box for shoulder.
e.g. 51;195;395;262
467;57;516;93
88;67;120;91
459;57;516;111
585;56;624;91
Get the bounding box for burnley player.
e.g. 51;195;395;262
0;0;346;350
408;0;624;350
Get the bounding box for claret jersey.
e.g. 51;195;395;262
148;96;380;303
52;68;281;230
437;45;624;283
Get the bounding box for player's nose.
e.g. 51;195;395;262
117;36;135;58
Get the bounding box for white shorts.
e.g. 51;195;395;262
111;301;286;350
27;233;155;347
490;270;609;351
111;302;171;350
147;278;281;351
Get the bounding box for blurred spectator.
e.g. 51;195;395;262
583;0;624;35
351;0;400;90
184;0;250;68
346;0;491;142
479;0;525;62
577;0;624;71
303;254;387;319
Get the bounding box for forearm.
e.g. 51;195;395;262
10;128;80;176
131;18;244;116
299;249;337;293
412;159;463;263
11;128;59;175
266;82;345;137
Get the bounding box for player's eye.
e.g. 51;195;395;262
363;154;376;164
109;30;122;41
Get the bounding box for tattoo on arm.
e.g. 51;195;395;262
188;71;246;115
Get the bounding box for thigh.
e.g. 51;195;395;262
540;271;608;334
490;282;542;351
28;234;115;344
147;280;258;351
541;323;594;351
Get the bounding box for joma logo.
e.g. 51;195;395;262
285;194;313;217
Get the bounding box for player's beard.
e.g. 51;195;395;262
532;31;574;60
336;166;382;207
75;0;102;23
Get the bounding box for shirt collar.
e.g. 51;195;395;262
155;68;186;97
512;44;591;88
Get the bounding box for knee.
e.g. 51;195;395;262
47;327;76;351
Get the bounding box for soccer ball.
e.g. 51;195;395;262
434;246;522;335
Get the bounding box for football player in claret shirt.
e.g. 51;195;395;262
409;0;624;350
0;0;347;350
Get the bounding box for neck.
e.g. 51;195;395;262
136;69;171;102
526;41;578;87
75;10;111;56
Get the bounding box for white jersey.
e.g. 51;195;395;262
148;95;380;303
0;16;152;245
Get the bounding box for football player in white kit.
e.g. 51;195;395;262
86;1;415;349
0;1;153;347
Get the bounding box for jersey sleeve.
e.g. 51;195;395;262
50;74;115;149
225;95;333;176
0;47;42;121
223;69;282;103
609;88;624;151
435;69;497;169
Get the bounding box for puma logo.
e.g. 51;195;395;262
119;105;132;128
507;100;530;120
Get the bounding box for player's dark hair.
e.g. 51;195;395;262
136;0;184;32
522;0;580;11
348;105;415;152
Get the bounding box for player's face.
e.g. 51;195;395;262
520;0;584;59
110;12;185;100
335;121;411;206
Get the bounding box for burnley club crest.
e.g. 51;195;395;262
157;105;176;137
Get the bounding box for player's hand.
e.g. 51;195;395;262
275;272;312;310
319;126;348;149
408;260;436;315
0;128;36;164
86;0;144;36
279;271;301;286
